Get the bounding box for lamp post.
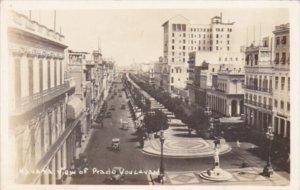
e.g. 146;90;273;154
158;129;165;184
262;125;274;177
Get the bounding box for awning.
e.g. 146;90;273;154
67;97;84;120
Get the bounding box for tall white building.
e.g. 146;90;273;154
272;23;290;140
162;14;235;92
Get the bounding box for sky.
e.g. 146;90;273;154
17;8;289;67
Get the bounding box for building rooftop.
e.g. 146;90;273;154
9;10;65;45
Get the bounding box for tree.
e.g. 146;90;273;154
187;109;209;135
144;109;168;133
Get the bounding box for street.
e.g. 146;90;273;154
70;80;287;185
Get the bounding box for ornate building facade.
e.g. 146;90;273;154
8;10;85;184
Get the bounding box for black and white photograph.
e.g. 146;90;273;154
0;1;299;190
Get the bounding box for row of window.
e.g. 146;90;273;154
219;57;242;62
190;28;212;32
216;34;230;38
274;99;290;111
172;24;187;32
274;76;290;91
215;28;232;32
275;36;288;46
246;54;259;65
171;57;186;63
274;52;289;65
14;58;63;103
171;68;182;73
246;93;273;107
171;45;215;51
216;46;230;51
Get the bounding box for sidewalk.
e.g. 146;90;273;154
149;167;289;186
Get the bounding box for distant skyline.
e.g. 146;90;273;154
16;9;289;67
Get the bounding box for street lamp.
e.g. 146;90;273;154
158;129;165;184
262;125;274;177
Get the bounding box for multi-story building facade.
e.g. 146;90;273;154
244;37;273;134
188;51;245;109
272;23;290;140
206;65;245;116
8;10;85;184
162;14;235;92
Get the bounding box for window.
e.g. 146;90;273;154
198;47;201;51
216;40;219;44
172;46;174;50
275;76;279;89
203;34;206;38
172;33;175;37
171;69;173;73
288;77;290;91
172;52;175;56
171;77;174;83
225;57;227;61
183;52;185;56
281;77;285;90
287;102;290;111
227;46;230;51
274;99;278;108
281;52;286;64
182;24;186;31
281;36;287;44
280;101;284;109
39;60;43;91
216;46;219;50
227;40;230;45
172;24;176;31
183;58;185;62
227;34;230;38
275;53;279;64
254;54;258;65
172;39;175;43
216;34;219;38
183;46;185;50
183;39;185;44
172;58;174;62
276;37;280;46
183;33;186;37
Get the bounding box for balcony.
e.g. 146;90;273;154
14;81;75;115
244;99;272;111
244;85;272;93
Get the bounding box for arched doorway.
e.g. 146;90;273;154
231;100;237;116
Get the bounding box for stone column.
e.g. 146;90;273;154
228;101;231;117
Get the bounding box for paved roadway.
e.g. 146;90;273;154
71;81;280;185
